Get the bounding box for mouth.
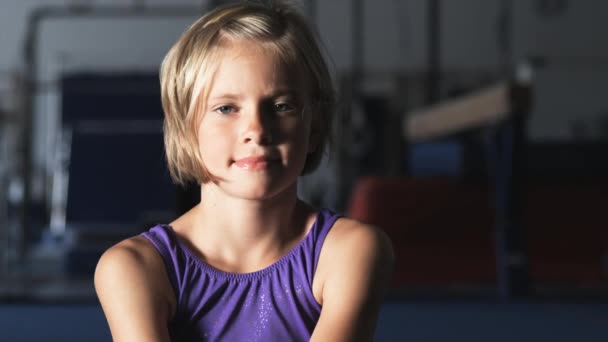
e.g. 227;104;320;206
233;155;278;171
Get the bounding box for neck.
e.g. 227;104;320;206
190;183;308;269
199;183;299;231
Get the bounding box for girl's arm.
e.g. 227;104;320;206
94;236;175;342
310;219;394;342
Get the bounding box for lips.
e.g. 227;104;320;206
234;155;276;170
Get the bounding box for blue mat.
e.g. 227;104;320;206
1;301;607;341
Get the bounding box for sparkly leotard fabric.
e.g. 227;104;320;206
141;208;341;341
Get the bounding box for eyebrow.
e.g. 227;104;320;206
208;89;297;102
208;93;242;102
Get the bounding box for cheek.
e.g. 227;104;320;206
198;125;231;164
287;121;313;156
298;114;314;150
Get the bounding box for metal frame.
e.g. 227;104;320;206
19;4;207;263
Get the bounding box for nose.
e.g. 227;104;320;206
241;106;272;145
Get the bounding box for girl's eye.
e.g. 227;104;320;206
274;102;296;113
216;105;235;115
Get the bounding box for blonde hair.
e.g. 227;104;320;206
160;0;335;185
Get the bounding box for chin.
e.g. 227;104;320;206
224;179;294;201
227;189;281;201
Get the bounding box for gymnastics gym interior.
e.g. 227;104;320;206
0;0;607;341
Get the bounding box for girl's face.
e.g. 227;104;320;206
197;40;313;200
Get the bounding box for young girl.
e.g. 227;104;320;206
94;1;393;341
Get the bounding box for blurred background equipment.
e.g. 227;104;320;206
56;73;176;276
4;1;204;298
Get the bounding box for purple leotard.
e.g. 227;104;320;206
141;208;341;341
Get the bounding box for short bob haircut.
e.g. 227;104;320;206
160;0;336;185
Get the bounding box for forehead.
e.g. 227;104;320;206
206;39;305;95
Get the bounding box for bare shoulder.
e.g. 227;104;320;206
94;236;175;342
314;216;394;303
325;217;394;267
95;235;167;287
310;217;394;341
